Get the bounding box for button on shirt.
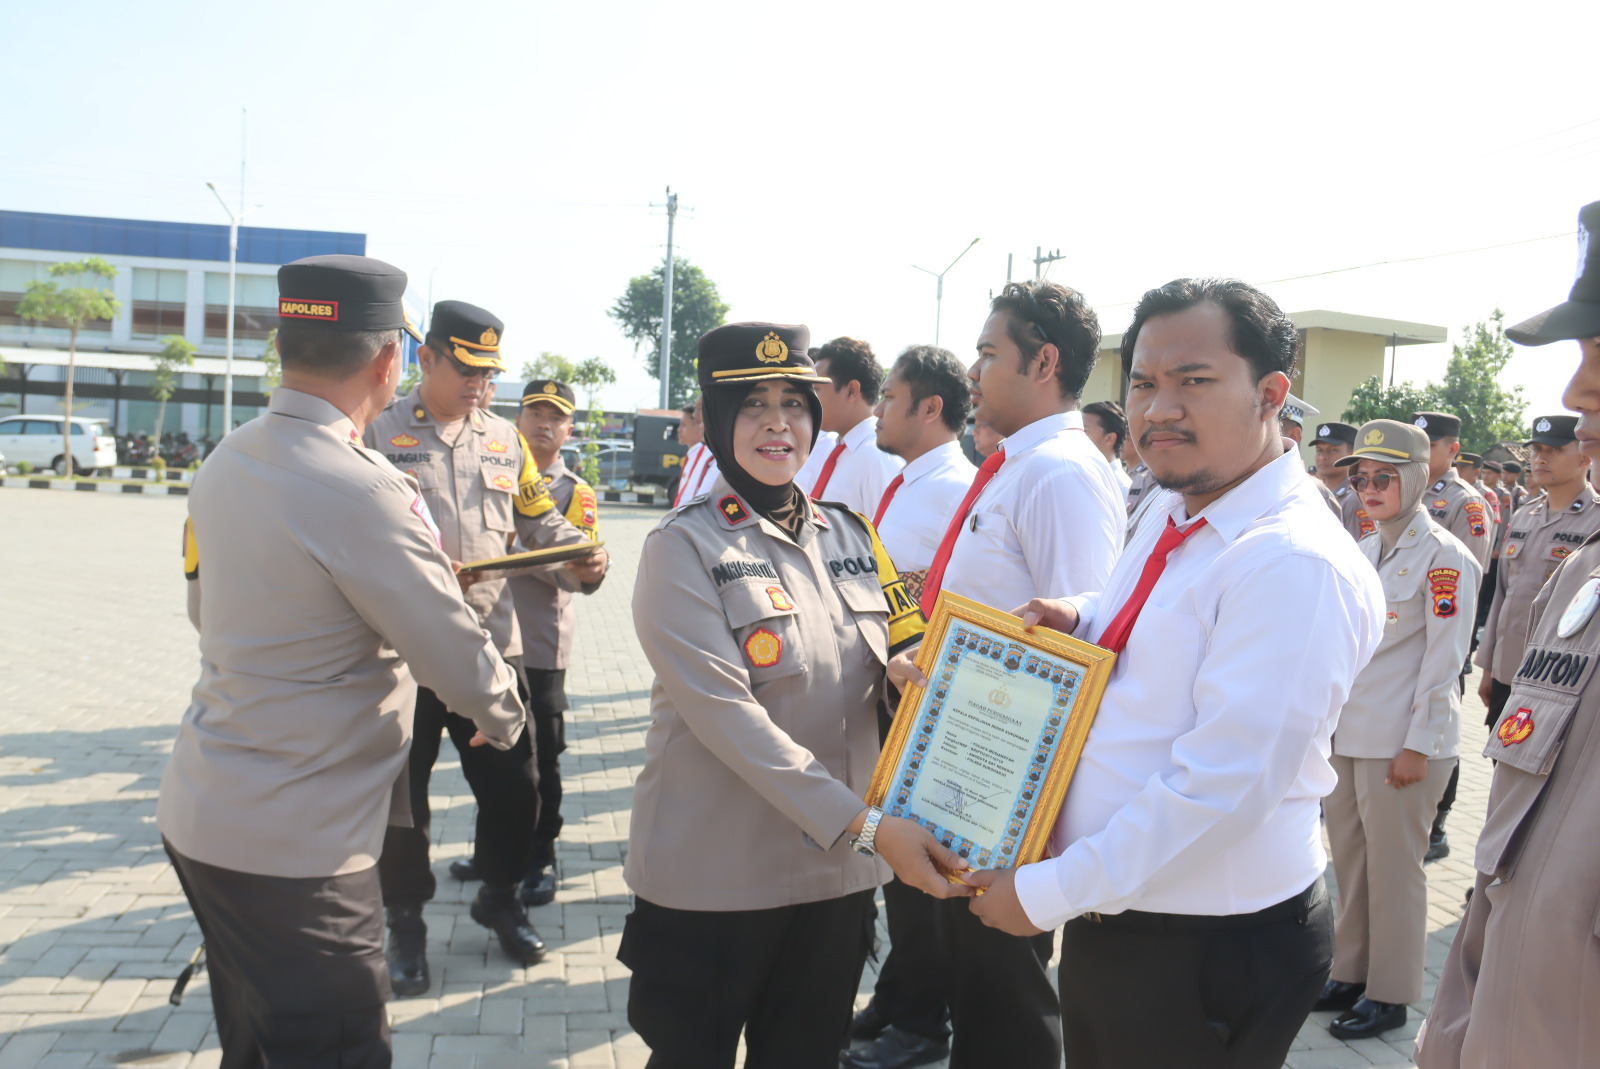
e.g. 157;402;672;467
1477;488;1600;684
938;411;1124;611
874;440;978;575
808;416;903;517
1013;446;1384;928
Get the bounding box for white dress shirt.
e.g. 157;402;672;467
674;442;720;506
1013;446;1384;928
794;430;838;497
938;410;1124;612
874;440;977;573
807;416;903;517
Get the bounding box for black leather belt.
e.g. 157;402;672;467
1079;879;1323;932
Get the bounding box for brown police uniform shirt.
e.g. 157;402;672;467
1417;535;1600;1069
157;388;527;880
508;457;604;672
1476;487;1600;684
625;478;925;911
1337;518;1479;759
1125;462;1158;517
1423;470;1494;569
365;387;585;661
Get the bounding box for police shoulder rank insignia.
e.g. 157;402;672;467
755;331;789;364
719;494;750;524
1558;577;1600;638
1497;706;1536;746
1432;478;1446;491
390;434;420;448
744;627;782;668
414;406;427;420
486;439;508;453
1428;567;1460;618
765;586;795;611
492;473;514;491
1465;501;1487;537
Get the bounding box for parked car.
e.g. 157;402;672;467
0;415;117;475
560;440;635;487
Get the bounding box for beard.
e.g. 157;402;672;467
1152;465;1231;496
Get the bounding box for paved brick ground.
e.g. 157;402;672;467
0;488;1495;1068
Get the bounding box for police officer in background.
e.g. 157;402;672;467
1418;199;1600;1069
1413;412;1495;568
1501;459;1528;512
368;301;588;994
1279;394;1342;515
159;256;528;1067
1454;453;1502;532
1474;415;1600;728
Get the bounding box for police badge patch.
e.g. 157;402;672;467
1465;501;1487;538
1428;567;1460;618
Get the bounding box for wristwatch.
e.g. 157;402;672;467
851;806;885;857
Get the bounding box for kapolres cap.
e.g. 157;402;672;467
1337;420;1432;467
696;323;831;390
522;379;576;416
1507;202;1600;345
428;300;505;371
276;254;422;341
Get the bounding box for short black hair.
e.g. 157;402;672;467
1082;400;1128;454
892;345;971;432
1120;277;1298;383
815;336;884;404
276;325;397;376
988;280;1101;399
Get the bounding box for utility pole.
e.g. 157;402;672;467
207;110;255;439
657;187;678;410
911;238;980;347
1006;253;1013;284
1033;245;1064;279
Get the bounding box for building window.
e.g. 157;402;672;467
204;272;278;342
0;258;114;337
131;268;188;340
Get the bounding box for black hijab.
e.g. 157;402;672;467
702;379;824;539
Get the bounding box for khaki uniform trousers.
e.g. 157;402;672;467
1326;754;1456;1004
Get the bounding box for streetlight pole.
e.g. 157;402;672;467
911;238;980;347
206;182;257;438
658;187;678;411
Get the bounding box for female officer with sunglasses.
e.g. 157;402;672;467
1313;419;1481;1041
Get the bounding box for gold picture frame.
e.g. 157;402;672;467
866;591;1116;873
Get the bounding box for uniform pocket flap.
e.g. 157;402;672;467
1483;687;1579;776
482;466;517;494
718;577;800;630
1382;570;1426;604
835;576;888;615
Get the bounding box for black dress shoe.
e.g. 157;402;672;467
385;905;430;997
1312;979;1366;1012
848;998;889;1042
470;886;546;965
449;857;481;881
840;1026;950;1069
1425;829;1450;862
1329;997;1407;1039
520;861;557;907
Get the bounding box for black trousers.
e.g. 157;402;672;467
165;840;391;1069
1058;879;1332;1069
1476;558;1498;629
934;896;1061;1069
1485;677;1513;729
619;891;875;1069
526;667;568;862
379;685;537;905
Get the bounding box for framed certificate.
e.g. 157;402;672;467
865;591;1115;872
458;541;604;573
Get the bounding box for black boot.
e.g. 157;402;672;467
386;904;430;997
849;997;889;1042
1312;979;1366;1012
449;857;480;881
1329;996;1407;1039
520;858;557;908
470;884;546;965
1425;815;1450;862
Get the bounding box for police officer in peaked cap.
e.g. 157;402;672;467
159;255;530;1067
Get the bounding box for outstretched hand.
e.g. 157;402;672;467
1012;598;1080;635
874;815;974;899
965;867;1046;936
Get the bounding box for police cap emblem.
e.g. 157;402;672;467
756;331;789;364
1365;429;1385;445
1414;415;1428;429
480;327;498;348
1538;418;1553;433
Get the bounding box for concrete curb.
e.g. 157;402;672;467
600;490;662;506
2;476;187;495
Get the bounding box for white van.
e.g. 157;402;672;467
0;415;118;475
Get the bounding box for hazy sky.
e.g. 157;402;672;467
4;0;1596;417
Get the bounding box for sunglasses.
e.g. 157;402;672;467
441;350;497;380
1349;472;1397;491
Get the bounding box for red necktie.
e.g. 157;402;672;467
1095;516;1208;653
919;448;1006;617
810;440;848;498
674;447;705;507
872;473;905;527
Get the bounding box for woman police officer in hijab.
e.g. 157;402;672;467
619;323;971;1068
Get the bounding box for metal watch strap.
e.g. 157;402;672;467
852;806;884;857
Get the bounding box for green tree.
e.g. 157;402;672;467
569;356;618;486
16;257;119;474
609;257;729;408
261;329;282;391
150;335;197;445
1341;377;1437;426
520;351;579;384
1434;310;1526;453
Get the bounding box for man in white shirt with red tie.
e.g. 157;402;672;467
842;344;977;1069
968;277;1385;1069
914;280;1125;1069
808;336;904;514
671;395;719;507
